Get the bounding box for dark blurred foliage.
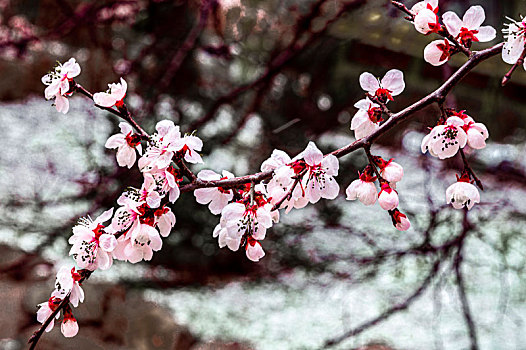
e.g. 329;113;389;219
1;0;526;286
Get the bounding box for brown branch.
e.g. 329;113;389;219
175;158;198;182
179;43;503;193
501;45;526;86
459;148;484;190
391;0;414;20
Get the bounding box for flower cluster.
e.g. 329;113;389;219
351;69;405;140
421;109;488;210
408;2;497;66
346;159;409;231
35;2;513;339
41;58;81;113
421;109;488;160
36;266;85;337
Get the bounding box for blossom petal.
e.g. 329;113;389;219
462;5;485;30
381;69;405;96
359;72;380;94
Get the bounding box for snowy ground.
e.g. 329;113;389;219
2;98;526;349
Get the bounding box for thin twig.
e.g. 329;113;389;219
28;293;71;349
459;149;484;190
272;169;307;211
73;81;149;138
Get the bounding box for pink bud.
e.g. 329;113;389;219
378;183;399;211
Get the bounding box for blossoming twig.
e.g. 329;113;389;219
28;293;70;350
72;81;149;138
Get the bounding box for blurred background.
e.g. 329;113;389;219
1;0;526;349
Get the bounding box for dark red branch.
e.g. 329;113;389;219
179;43;503;193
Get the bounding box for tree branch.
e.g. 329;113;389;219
178;43;503;193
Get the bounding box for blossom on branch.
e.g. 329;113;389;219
502;16;526;68
446;172;480;210
390;209;411;231
374;157;404;185
69;208;117;271
449;110;489;150
93;78;127;108
105;122;143;168
421;116;467;159
345;165;377;206
61;305;79;338
41;58;81;114
412;0;440;35
359;69;405;103
378;183;399;211
424;39;454;66
36;296;62;333
300;142;340;204
351;98;382;140
442;5;496;47
194;170;235;215
52;266;85;307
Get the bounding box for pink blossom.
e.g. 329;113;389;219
421;116;467;159
502;16;526;69
93;78;127;108
41;58;81;114
411;0;440;34
69;208;117;271
61;306;79;338
245;237;265;262
359;69;405;103
442;6;496;47
105;122;143;168
391;209;411;231
194;170;235;215
351;98;382;140
300;142;340;203
36;296;61;333
375;157;403;184
424;39;453;66
260;149;292;172
345;166;377;206
378;183;399;211
52;266;85;308
446;173;480;210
